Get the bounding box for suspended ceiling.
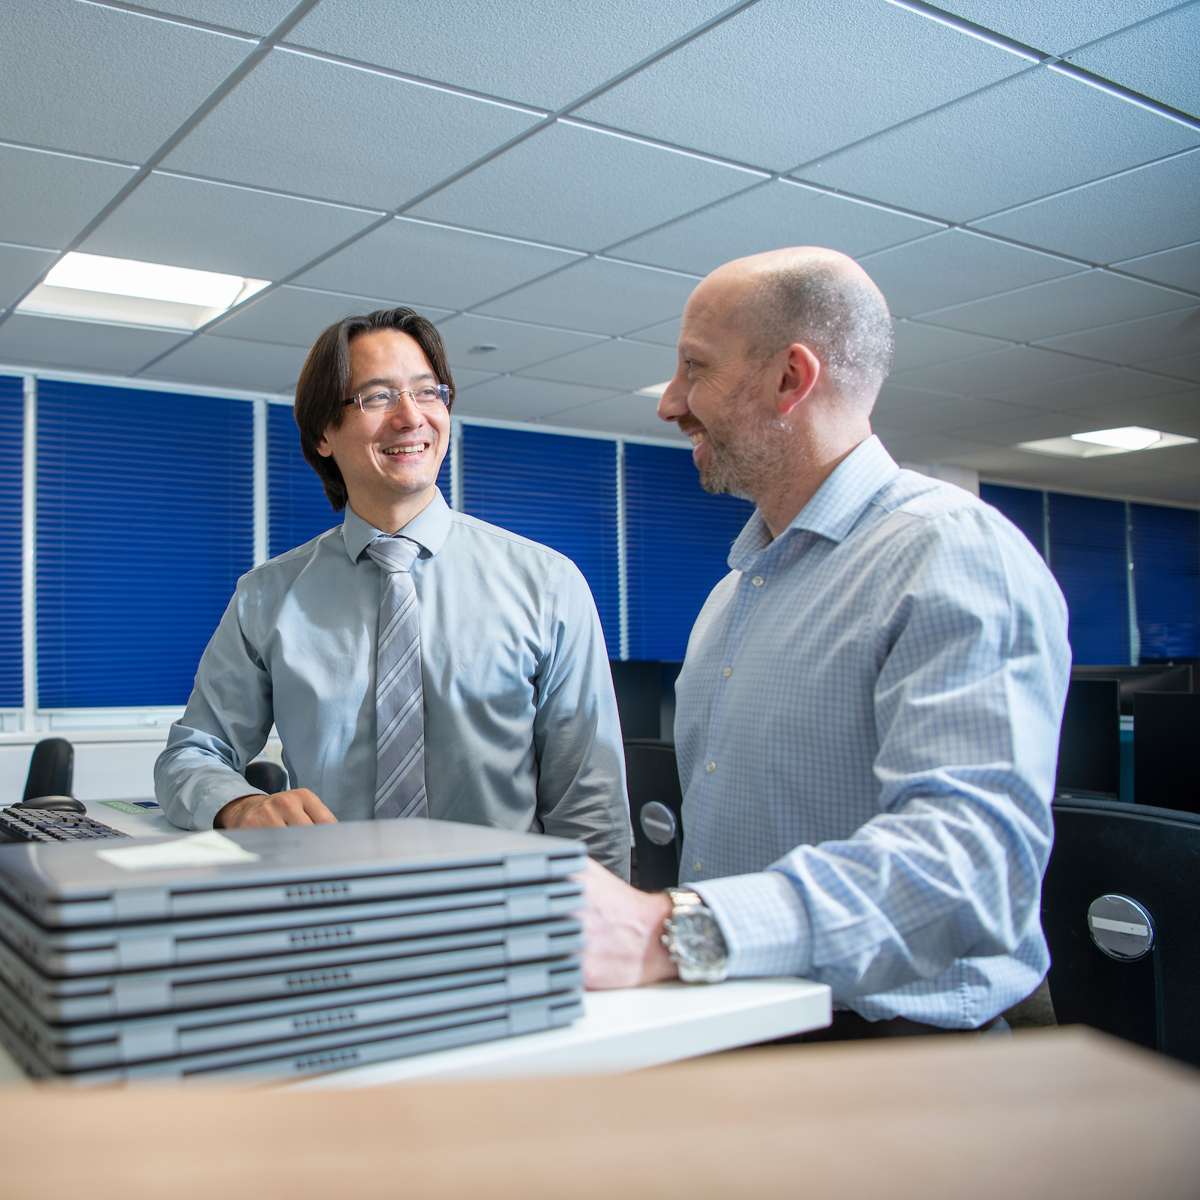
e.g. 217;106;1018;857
0;0;1197;502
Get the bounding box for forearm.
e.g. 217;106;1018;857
154;726;267;830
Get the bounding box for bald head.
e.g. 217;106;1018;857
702;248;894;407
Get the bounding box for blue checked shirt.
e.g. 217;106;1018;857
681;436;1070;1028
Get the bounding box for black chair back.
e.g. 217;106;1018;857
22;738;74;802
244;760;287;796
1044;796;1200;1067
624;739;683;893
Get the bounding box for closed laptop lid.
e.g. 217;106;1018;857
0;819;585;925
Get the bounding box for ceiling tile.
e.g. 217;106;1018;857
1035;306;1200;365
890;322;1011;372
795;68;1200;224
476;257;697;337
874;395;1028;434
875;381;963;415
982;366;1195;412
971;149;1200;265
576;0;1027;171
80;172;381;281
861;230;1084;318
409;122;762;252
609;180;939;277
872;429;986;461
550;391;682;438
163;50;540;211
1081;389;1200;436
923;270;1193;342
1113;240;1200;292
0;244;59;310
926;0;1179;56
946;409;1102;446
891;345;1099;395
452;376;620;422
296;217;581;311
139;1;299;35
142;333;308;391
0;313;185;372
0;0;252;161
1138;351;1200;384
209;286;454;348
287;0;730;110
519;338;677;391
434;314;604;375
0;145;136;251
1066;4;1200;119
624;315;682;348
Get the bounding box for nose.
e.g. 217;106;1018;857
385;391;425;426
657;364;689;424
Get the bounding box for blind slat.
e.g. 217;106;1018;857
1131;502;1200;659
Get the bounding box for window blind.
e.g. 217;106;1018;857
36;381;254;708
0;376;23;707
1048;492;1129;666
1131;502;1199;659
624;442;753;661
461;424;619;655
979;482;1045;558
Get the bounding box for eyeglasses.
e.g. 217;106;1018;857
343;384;451;414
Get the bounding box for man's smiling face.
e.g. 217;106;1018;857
317;328;450;528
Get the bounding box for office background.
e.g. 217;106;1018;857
0;0;1197;780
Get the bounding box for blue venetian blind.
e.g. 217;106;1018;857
461;425;619;655
980;482;1044;558
36;381;254;708
0;376;23;707
625;443;753;661
1048;492;1129;666
267;403;451;558
1131;502;1200;659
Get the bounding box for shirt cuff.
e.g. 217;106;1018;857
691;869;812;978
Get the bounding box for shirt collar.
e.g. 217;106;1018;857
729;435;899;568
341;487;453;563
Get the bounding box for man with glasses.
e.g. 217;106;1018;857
155;308;630;877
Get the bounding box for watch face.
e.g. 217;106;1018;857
672;911;726;969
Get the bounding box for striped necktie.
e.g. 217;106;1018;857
364;535;427;819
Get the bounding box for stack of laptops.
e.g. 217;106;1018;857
0;820;586;1083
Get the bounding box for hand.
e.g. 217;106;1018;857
215;788;337;829
578;858;678;990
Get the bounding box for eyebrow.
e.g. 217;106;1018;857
352;371;438;391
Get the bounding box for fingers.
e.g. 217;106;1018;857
219;789;336;829
298;790;338;824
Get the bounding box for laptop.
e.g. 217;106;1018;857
0;819;585;927
0;958;583;1071
0;992;584;1083
0;919;583;1023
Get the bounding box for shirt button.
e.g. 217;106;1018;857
706;761;716;773
751;574;765;587
722;666;733;678
694;861;703;873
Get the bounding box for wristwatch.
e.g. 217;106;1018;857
662;888;730;984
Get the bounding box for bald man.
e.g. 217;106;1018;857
581;248;1070;1039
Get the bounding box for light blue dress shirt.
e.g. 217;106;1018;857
681;436;1070;1028
155;490;630;877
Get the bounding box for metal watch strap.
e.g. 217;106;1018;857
663;887;730;984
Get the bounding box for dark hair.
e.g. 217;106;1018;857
746;263;893;401
293;307;455;511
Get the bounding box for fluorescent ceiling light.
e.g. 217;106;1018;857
636;381;672;398
17;252;270;332
1017;427;1197;458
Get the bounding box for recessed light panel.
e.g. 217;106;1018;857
17;252;270;333
1017;426;1197;458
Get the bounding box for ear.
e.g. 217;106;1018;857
316;429;334;459
775;343;821;416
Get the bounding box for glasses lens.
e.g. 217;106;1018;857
412;385;450;408
359;389;398;412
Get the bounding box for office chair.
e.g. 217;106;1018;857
244;760;287;795
22;738;75;803
1043;796;1200;1068
624;739;684;893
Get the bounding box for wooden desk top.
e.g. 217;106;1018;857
2;1027;1197;1199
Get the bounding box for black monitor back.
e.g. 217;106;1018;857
1056;678;1121;799
1134;692;1200;815
1070;663;1193;716
1044;796;1200;1067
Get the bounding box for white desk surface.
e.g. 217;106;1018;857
0;802;833;1089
